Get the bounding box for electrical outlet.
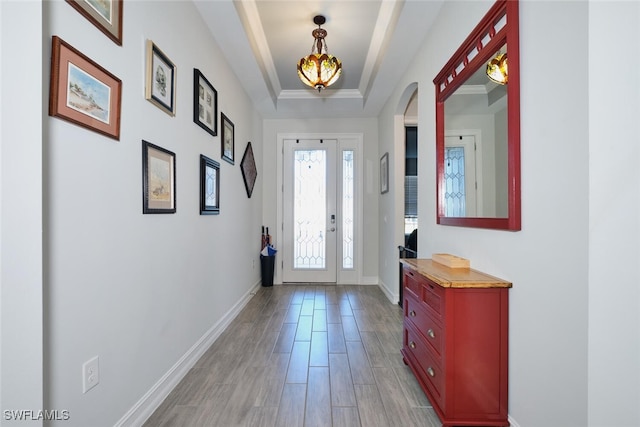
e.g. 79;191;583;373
82;356;100;394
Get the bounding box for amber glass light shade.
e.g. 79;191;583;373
297;53;342;91
297;15;342;91
486;52;508;85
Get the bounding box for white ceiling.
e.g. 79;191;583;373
194;0;444;119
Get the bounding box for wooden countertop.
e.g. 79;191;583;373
400;258;512;289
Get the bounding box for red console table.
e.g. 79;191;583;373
400;258;511;426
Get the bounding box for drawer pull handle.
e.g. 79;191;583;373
427;329;435;339
427;367;435;377
409;310;416;317
409;341;416;349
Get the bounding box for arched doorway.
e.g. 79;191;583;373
394;83;418;305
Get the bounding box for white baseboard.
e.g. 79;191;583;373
360;275;379;285
114;281;262;427
377;279;399;304
508;415;521;427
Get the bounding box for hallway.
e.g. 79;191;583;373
144;284;440;426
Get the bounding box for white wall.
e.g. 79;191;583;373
1;1;44;425
588;2;640;426
262;118;380;285
380;1;596;426
43;1;262;425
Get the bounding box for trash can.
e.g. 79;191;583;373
260;255;275;287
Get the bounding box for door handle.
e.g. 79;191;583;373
328;227;336;232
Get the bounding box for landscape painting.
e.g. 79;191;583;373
85;0;111;23
143;140;176;214
67;63;111;124
65;0;123;45
49;36;122;140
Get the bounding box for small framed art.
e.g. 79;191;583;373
380;152;389;194
200;155;220;215
240;142;257;198
49;36;122;140
66;0;123;45
145;40;176;116
221;113;234;164
142;140;176;214
193;69;217;137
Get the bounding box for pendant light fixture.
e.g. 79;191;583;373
297;15;342;92
486;51;508;85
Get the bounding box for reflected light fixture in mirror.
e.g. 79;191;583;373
433;0;521;230
487;52;508;84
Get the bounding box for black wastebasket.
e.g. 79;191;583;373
260;255;275;287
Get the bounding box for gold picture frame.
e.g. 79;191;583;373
145;40;176;116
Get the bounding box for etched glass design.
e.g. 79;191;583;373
294;150;326;269
444;146;466;216
342;151;354;269
205;165;216;206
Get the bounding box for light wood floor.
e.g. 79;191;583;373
143;284;440;426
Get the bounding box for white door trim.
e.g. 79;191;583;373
276;132;364;284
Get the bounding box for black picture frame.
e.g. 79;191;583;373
193;69;217;137
200;155;220;215
240;142;257;198
142;140;176;214
380;152;389;194
221;112;234;165
145;40;176;116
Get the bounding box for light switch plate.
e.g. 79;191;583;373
82;356;100;393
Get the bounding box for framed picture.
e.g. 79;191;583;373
380;152;389;194
200;155;220;215
193;69;217;137
145;40;176;116
240;142;257;198
49;36;122;140
221;113;234;164
66;0;123;45
142;140;176;214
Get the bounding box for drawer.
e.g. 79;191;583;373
403;268;421;298
404;323;444;407
421;278;444;318
404;295;444;356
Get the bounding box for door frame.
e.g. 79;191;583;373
275;133;364;284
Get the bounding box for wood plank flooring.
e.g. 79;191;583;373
143;285;441;427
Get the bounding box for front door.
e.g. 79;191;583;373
444;134;477;217
282;139;337;283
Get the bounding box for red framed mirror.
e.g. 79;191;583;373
434;0;521;230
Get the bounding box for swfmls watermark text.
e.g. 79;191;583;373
3;410;70;421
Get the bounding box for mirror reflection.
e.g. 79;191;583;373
443;44;508;218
